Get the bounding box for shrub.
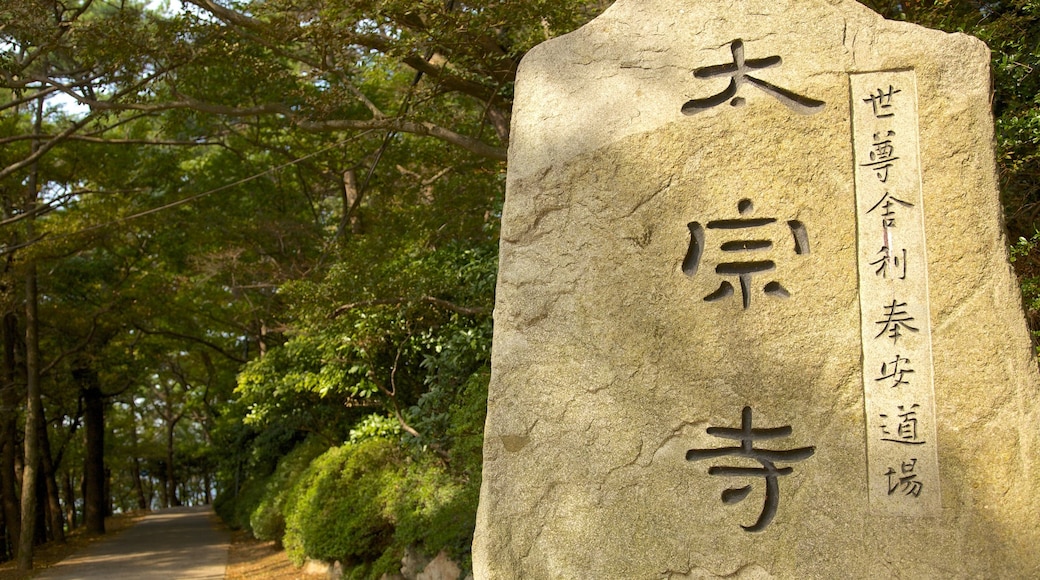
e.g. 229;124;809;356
282;438;405;578
251;437;330;542
214;474;269;532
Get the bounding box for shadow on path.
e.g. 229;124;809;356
34;506;229;580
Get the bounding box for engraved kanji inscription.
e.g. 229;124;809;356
863;85;901;118
870;245;908;279
880;404;926;445
681;39;825;115
868;192;914;228
874;300;919;343
876;354;914;388
861;130;900;183
686;406;815;532
852;70;940;515
683;199;809;309
885;459;923;497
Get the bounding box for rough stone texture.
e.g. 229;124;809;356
415;552;462;580
473;0;1040;578
305;558;340;578
381;548;463;580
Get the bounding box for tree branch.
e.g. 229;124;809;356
132;324;248;364
0;115;95;182
329;296;489;319
76;94;507;160
0;134;223;147
83;97;291;116
0;86;62;113
298;117;506;161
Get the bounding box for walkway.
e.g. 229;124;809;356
34;506;229;580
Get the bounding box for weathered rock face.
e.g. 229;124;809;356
473;0;1040;578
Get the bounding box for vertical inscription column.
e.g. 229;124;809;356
850;71;940;515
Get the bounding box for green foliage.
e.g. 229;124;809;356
349;414;403;444
1011;231;1040;350
251;437;330;542
282;439;403;576
270;432;483;579
215;475;268;532
388;446;482;570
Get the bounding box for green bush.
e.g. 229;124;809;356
273;433;483;579
390;457;480;571
282;438;405;578
402;370;487;571
215;473;269;532
251;437;330;542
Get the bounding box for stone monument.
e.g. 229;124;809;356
474;0;1040;577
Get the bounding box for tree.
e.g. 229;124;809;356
0;0;1034;573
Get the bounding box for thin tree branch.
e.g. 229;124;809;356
69;94;507;159
132;324;248;364
0;134;222;147
39;306;109;378
0;115;95;182
0;86;62;113
298;117;506;161
329;296;489;319
82;97;290;116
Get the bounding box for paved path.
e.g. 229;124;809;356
34;506;229;580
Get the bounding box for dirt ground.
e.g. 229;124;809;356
0;512;144;580
223;530;323;580
1;513;319;580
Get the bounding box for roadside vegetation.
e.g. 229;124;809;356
0;0;1035;578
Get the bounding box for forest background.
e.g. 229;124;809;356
0;0;1036;577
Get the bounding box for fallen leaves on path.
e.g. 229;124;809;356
224;530;323;580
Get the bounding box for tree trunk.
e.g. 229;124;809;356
0;507;7;563
62;471;75;529
17;93;44;573
157;462;168;509
128;399;147;511
32;398;63;542
33;472;46;546
131;461;147;511
165;421;179;507
80;375;105;535
18;262;40;571
0;313;20;560
104;468;112;517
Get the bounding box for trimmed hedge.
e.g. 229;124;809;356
283;438;403;578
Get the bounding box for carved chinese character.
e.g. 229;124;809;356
870;245;908;280
880;404;925;445
686;406;815;532
681;39;825;115
683;199;809;309
860;130;900;183
885;458;923;497
876;354;914;388
875;300;919;343
868;192;914;228
863;85;901;118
